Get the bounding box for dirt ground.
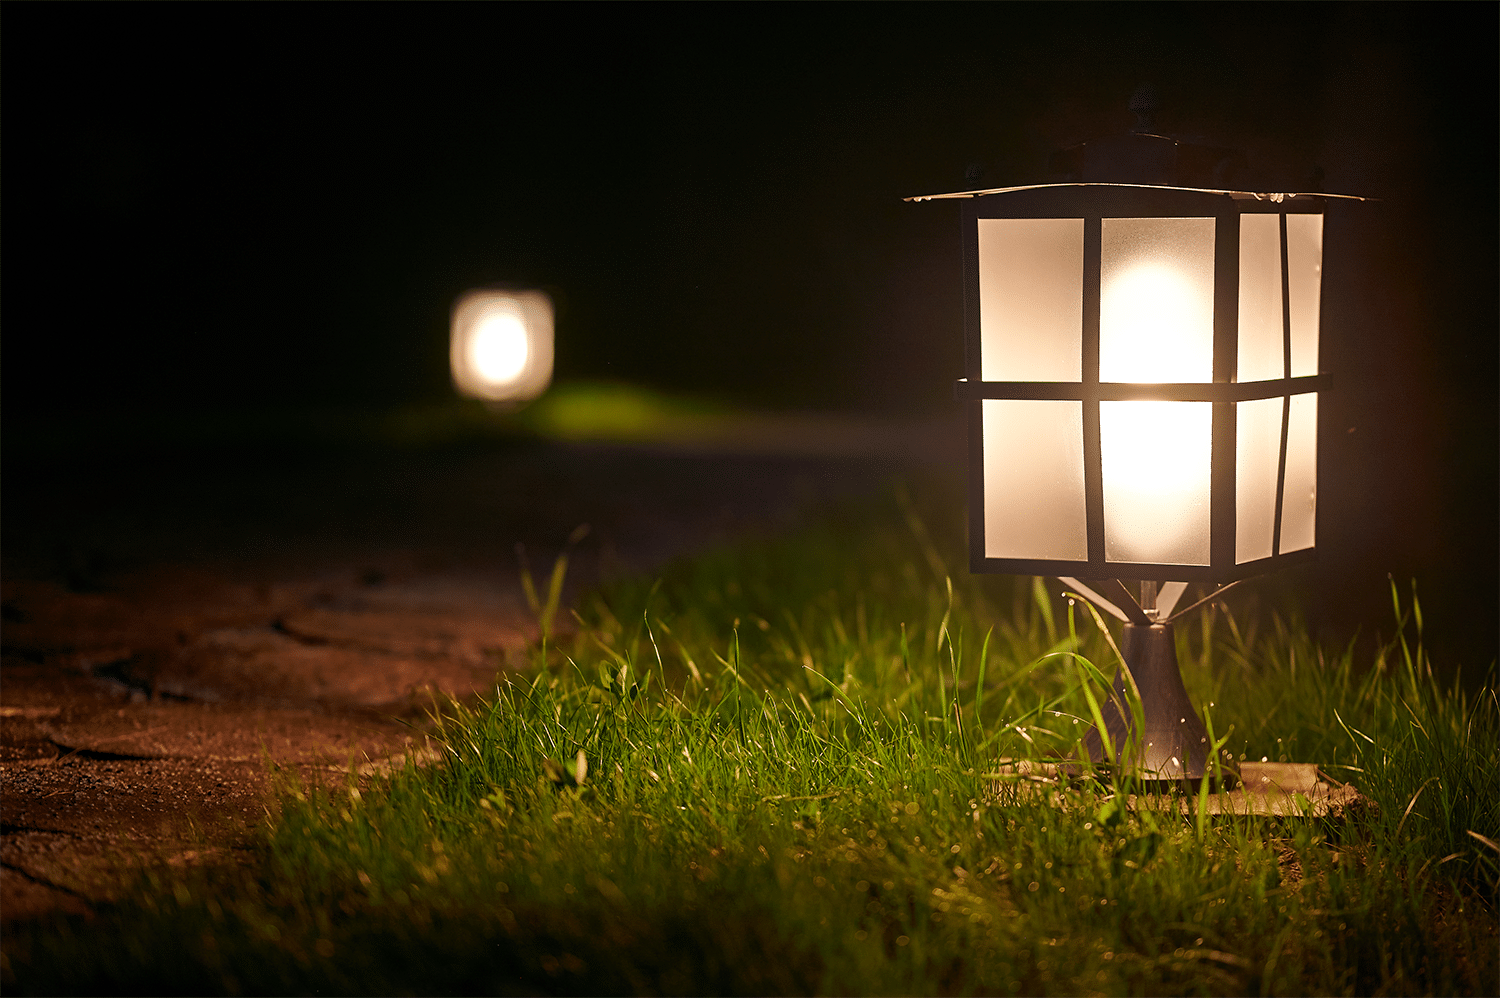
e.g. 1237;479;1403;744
1;420;957;924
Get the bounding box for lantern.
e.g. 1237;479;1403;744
953;184;1325;583
909;120;1364;787
450;288;554;406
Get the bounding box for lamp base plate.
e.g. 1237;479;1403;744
994;761;1365;817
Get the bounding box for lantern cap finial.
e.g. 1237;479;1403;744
1035;86;1246;188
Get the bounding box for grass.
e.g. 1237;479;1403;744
4;485;1497;995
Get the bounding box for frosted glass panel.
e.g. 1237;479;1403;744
1279;393;1318;553
1101;401;1212;565
1099;218;1215;383
982;400;1087;561
977;219;1084;381
1237;214;1284;382
1286;214;1323;377
1236;397;1283;563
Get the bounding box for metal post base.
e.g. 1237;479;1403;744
1073;623;1239;791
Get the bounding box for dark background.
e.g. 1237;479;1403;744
3;3;1496;668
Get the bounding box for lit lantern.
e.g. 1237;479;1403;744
954;186;1324;581
450;288;554;406
910;118;1363;787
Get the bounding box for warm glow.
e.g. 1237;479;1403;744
1236;397;1283;563
1093;217;1216;564
1100;401;1212;565
1237;214;1284;381
1280;393;1318;553
1099;217;1215;384
1286;214;1323;377
969;206;1321;571
1099;263;1209;382
469;314;530;384
982;399;1088;561
977;218;1083;381
450;289;553;404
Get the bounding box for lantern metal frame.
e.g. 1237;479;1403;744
940;183;1328;585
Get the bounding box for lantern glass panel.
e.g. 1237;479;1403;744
1238;214;1286;382
977;218;1084;381
1099;218;1215;383
1287;215;1323;377
1236;397;1283;563
982;399;1088;560
1280;393;1318;552
1100;400;1212;565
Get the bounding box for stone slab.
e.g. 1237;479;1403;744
990;760;1370;819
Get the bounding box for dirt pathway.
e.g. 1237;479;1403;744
2;423;957;923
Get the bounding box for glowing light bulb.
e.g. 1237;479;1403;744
469;313;530;385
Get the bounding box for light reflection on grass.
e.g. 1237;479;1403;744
519;379;735;443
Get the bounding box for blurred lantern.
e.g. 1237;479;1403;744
450;288;554;406
909;94;1365;788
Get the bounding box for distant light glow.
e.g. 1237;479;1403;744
469;314;530;383
450;289;553;405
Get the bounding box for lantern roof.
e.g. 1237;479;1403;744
914;88;1371;205
903;182;1371;204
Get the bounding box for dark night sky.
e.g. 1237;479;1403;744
3;3;1496;664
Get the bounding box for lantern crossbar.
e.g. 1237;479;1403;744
967;545;1317;584
954;376;1324;403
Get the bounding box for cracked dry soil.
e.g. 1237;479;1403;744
2;431;943;925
